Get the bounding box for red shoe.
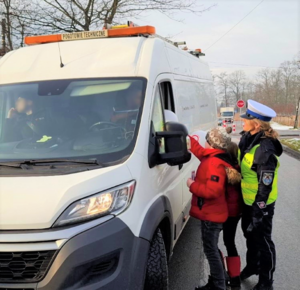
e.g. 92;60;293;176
225;256;241;287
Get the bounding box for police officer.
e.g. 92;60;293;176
238;100;283;290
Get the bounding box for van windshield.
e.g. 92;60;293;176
0;78;146;164
221;112;234;117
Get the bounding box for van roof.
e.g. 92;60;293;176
0;34;212;85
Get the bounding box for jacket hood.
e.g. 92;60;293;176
260;137;283;157
225;167;242;185
213;152;241;185
271;138;283;157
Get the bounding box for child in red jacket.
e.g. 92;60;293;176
187;128;239;290
213;142;243;288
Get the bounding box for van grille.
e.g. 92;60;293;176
0;251;56;283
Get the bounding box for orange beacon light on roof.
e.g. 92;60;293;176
24;26;156;46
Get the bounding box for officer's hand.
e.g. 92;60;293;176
252;202;265;219
247;216;263;233
252;216;263;230
249;203;265;231
8;108;18;119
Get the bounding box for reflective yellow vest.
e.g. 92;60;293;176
240;144;279;206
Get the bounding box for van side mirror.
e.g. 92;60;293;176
148;121;191;168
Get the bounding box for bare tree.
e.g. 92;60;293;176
0;0;13;50
212;55;300;121
256;69;272;102
280;61;298;105
291;59;300;128
228;70;246;103
1;0;212;52
0;0;35;51
216;72;230;106
244;81;255;102
270;69;283;104
254;68;284;105
23;0;212;34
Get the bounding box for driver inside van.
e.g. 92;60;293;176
111;83;142;132
2;95;53;143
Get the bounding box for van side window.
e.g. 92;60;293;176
152;87;165;133
160;82;175;113
151;87;166;154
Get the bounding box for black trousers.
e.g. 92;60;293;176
223;216;241;257
241;203;276;284
201;220;226;290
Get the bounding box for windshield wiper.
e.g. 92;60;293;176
0;162;24;169
0;158;103;168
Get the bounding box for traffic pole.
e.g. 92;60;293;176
240;107;242;127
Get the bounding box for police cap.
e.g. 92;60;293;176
240;99;276;122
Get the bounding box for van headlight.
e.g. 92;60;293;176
53;181;136;227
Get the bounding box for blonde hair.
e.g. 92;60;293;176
250;119;279;139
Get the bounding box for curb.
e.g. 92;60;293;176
280;134;300;138
282;144;300;160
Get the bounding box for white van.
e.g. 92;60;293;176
0;25;217;289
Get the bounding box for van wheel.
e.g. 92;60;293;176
144;228;168;290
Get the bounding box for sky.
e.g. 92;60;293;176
133;0;299;79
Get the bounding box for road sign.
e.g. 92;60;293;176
237;100;245;108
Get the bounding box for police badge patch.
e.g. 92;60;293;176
257;201;266;209
261;172;274;186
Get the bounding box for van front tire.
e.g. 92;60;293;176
144;228;169;290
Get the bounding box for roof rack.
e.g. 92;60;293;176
151;34;186;48
151;35;205;58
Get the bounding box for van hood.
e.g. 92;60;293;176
0;164;132;230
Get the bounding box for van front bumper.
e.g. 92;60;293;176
0;218;150;290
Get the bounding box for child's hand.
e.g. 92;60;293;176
187;178;194;188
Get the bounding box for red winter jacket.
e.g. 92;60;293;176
189;137;241;223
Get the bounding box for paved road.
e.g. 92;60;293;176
169;152;300;290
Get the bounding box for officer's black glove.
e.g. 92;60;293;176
247;203;266;232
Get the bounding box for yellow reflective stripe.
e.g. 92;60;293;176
242;193;256;200
241;182;258;190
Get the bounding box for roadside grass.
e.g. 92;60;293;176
281;138;300;152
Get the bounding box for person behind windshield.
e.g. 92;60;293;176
2;95;52;143
111;83;142;132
